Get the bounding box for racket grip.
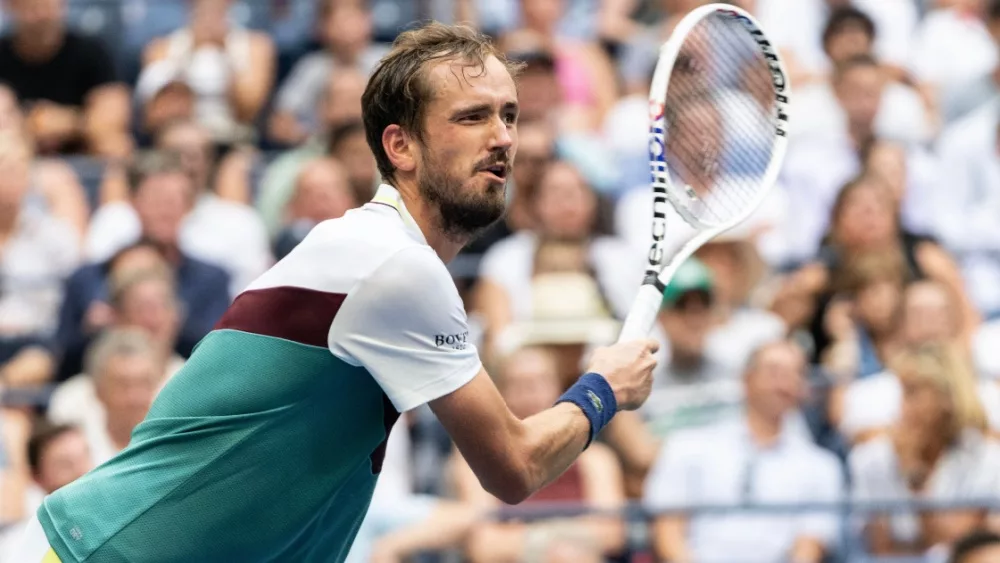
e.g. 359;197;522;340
617;285;664;343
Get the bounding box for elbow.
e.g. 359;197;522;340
482;471;534;505
479;454;537;505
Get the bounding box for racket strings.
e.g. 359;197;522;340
662;13;779;227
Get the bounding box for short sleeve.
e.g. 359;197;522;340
329;246;482;412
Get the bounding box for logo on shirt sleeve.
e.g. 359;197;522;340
434;331;469;350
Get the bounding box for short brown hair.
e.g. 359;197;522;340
126;150;191;196
28;420;80;475
361;22;524;183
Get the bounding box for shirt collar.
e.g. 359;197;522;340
365;184;427;245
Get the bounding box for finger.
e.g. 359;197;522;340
643;338;660;354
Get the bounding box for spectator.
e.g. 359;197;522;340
776;173;976;363
451;346;626;563
0;0;131;157
837;282;1000;444
70;152;231;362
327;119;378;205
258;69;368;237
273;157;360;260
49;267;185;438
850;343;1000;556
862;138;938;239
0;131;80;388
949;530;1000;563
500;0;619;133
640;258;742;439
137;0;276;145
268;0;388;146
76;328;163;465
821;249;908;383
473;160;641;357
644;339;844;563
0;84;89;239
0;421;91;559
792;10;934;145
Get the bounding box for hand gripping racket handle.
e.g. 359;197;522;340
617;284;665;343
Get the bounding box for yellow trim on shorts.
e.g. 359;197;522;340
41;548;61;563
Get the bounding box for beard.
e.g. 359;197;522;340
418;152;507;241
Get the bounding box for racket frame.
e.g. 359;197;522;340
618;3;791;343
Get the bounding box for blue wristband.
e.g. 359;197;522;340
555;372;618;448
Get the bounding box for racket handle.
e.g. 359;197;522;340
617;285;664;343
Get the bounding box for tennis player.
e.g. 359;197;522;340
11;22;658;563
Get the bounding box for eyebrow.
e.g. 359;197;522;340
449;101;520;120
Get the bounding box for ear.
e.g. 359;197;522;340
382;124;417;175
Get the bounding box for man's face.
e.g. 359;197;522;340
118;280;180;349
9;0;64;35
413;55;518;239
35;430;92;494
835;65;882;130
158;124;212;190
660;291;714;358
133;173;194;246
289;159;357;223
330;130;377;201
96;354;160;431
322;3;371;55
745;343;806;420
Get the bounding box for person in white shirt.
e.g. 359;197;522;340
849;342;1000;557
48;266;186;439
644;339;844;563
78;329;163;466
86;120;272;297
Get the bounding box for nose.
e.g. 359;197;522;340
489;115;514;152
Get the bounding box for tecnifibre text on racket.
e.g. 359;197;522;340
617;3;791;342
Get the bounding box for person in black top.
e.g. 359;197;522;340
0;0;130;157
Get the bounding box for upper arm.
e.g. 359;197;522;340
329;246;483;413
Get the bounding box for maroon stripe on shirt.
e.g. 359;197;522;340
214;286;347;349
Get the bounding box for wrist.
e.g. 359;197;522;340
555;372;618;448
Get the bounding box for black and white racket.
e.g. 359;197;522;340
618;2;791;342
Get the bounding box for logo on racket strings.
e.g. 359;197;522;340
722;10;790;137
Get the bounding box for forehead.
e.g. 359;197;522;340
424;55;517;110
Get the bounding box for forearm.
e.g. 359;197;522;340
789;538;825;563
513;403;592;499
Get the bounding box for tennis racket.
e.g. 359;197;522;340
618;2;791;343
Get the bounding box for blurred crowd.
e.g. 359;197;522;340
0;0;999;562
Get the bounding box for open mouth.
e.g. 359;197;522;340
480;164;508;181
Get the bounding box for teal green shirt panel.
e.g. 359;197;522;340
39;330;389;563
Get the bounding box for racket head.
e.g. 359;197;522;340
646;2;790;259
618;4;790;344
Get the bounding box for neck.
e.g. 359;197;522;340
105;418;134;450
746;408;783;447
669;348;703;371
392;178;469;264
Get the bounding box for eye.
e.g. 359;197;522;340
504;111;518;125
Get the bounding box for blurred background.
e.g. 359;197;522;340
0;0;1000;562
